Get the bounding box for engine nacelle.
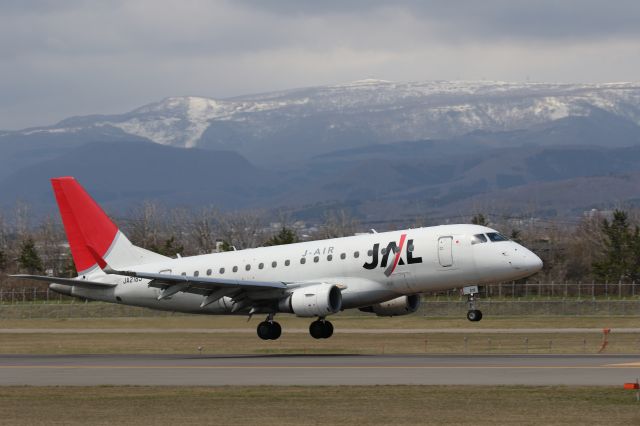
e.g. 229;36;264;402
359;295;421;317
278;283;343;317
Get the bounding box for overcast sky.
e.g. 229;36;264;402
2;0;639;129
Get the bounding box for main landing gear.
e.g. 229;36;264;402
256;315;335;340
257;314;282;340
463;285;483;322
309;318;334;339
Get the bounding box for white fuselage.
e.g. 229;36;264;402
67;224;542;315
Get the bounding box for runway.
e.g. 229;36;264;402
3;327;640;334
1;354;639;386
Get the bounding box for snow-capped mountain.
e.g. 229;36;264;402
3;80;640;219
5;80;640;163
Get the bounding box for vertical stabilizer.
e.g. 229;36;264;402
51;177;168;275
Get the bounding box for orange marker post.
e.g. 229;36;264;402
623;379;640;402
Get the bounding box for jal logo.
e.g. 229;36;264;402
363;233;422;276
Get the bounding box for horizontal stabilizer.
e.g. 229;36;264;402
11;274;117;288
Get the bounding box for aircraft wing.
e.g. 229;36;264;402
102;266;290;309
104;266;287;291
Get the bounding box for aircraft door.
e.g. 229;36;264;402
438;236;453;267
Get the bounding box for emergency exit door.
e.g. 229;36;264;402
438;236;453;267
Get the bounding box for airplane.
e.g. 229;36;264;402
14;177;543;340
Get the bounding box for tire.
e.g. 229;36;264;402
322;321;334;338
269;321;282;340
257;321;271;340
467;310;480;322
309;320;324;339
476;310;483;321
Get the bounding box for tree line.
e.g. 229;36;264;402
0;201;639;288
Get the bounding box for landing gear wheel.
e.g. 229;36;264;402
309;319;334;339
467;309;483;322
257;320;282;340
323;321;334;338
257;321;271;340
269;321;282;340
309;320;324;339
462;286;482;322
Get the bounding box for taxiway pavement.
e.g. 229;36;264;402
1;354;638;386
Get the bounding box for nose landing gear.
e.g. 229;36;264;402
257;314;282;340
463;285;483;322
309;318;334;339
467;309;482;322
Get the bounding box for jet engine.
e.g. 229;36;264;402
359;295;421;317
278;283;343;317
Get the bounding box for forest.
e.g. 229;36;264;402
1;202;639;289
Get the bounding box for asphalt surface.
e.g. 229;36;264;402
3;328;639;334
1;354;639;386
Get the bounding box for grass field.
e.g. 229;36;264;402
2;317;639;425
0;386;638;425
2;314;640;330
2;330;638;355
1;316;639;355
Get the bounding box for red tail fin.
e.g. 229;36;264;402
51;177;118;274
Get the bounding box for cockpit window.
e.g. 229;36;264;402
487;232;509;242
471;234;487;245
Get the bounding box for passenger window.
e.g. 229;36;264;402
259;263;264;269
354;251;360;258
327;254;333;261
487;232;509;242
471;234;488;245
407;243;414;252
206;269;212;276
232;266;238;273
272;261;277;268
245;264;251;271
219;267;225;274
340;253;346;260
314;256;319;263
285;260;290;266
367;249;373;256
181;272;186;276
381;248;387;255
194;271;199;277
300;258;306;264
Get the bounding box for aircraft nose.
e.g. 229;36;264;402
509;245;543;273
526;252;543;273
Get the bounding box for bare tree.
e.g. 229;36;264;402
13;201;31;240
190;206;220;254
128;201;163;250
165;207;191;255
0;211;6;272
36;216;66;275
217;211;265;249
315;210;359;239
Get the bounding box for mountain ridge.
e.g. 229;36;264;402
2;80;640;222
4;80;640;164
